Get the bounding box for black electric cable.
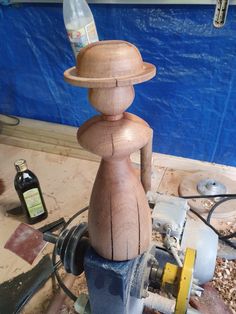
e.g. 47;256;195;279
0;114;20;126
181;193;236;199
206;196;236;224
52;206;89;302
221;231;236;240
181;193;236;248
189;208;236;249
206;197;236;243
15;260;62;313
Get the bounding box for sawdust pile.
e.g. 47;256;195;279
212;222;236;313
212;258;236;313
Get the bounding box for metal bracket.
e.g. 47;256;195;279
213;0;230;28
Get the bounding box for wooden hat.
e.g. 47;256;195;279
64;40;156;88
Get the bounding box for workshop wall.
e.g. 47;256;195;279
1;4;236;166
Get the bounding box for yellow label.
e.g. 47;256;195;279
23;188;45;218
67;21;98;56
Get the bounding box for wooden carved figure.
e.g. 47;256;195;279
64;40;156;261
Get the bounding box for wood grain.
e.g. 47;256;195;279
63;40;156;88
89;86;134;115
77;111;153;260
77;114;152;159
89;158;151;260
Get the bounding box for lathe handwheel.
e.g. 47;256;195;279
175;248;196;314
56;223;89;276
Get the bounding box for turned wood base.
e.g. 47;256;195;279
89;158;151;261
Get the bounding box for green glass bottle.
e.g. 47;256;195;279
14;159;48;224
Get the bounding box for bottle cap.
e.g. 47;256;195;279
14;159;28;172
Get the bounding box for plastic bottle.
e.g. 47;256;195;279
63;0;99;58
14;159;48;224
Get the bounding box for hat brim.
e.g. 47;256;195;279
64;62;156;88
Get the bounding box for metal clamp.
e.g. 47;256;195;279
213;0;230;28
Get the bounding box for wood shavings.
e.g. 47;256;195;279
60;273;88;314
152;230;164;243
212;258;236;313
219;222;236;238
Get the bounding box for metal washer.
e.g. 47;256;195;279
179;171;236;218
197;178;226;196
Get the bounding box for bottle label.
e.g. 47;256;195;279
67;21;98;56
23;188;45;218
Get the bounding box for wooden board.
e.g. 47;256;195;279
2;115;236;181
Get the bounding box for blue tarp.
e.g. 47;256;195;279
1;4;236;166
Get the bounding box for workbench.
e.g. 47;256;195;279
0;118;235;313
